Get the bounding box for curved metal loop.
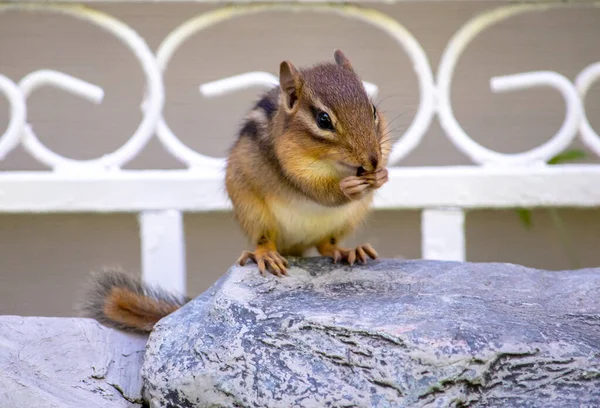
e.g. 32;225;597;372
437;3;584;166
487;71;582;165
0;75;26;160
154;3;435;169
0;4;164;171
199;72;279;98
575;62;600;157
18;70;105;168
199;71;379;100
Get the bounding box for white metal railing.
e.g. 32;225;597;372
0;2;599;295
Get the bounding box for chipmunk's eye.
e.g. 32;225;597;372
316;111;334;131
372;104;378;120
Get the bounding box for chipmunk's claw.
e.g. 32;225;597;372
363;168;388;189
340;176;370;200
237;250;289;277
341;168;388;200
331;243;378;266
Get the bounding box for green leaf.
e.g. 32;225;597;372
515;149;586;238
516;208;533;229
547;149;587;165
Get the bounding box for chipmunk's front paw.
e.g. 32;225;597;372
236;250;289;277
340;176;370;200
362;168;388;189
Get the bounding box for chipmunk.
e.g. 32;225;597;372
79;50;391;334
227;49;391;277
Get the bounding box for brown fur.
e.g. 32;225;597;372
227;50;392;275
79;269;190;334
103;287;181;332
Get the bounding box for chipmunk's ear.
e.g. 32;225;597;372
279;60;303;110
333;49;354;71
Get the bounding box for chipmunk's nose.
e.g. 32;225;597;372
365;152;379;172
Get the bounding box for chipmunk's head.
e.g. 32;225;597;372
277;50;390;179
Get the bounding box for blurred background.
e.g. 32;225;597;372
0;1;599;317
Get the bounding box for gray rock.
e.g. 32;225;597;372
143;258;600;407
0;316;147;408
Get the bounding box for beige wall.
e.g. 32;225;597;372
0;2;599;317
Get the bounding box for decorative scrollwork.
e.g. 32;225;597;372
153;4;434;169
0;2;598;172
18;70;104;169
436;3;587;166
575;62;600;157
0;3;163;170
0;74;26;160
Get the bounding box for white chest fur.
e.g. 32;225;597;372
269;195;369;248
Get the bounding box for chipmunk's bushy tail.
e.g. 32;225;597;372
79;269;190;334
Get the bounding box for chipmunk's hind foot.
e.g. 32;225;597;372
332;244;378;266
317;239;378;266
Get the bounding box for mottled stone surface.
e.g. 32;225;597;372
143;258;600;407
0;316;147;408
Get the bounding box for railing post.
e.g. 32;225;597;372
421;208;466;261
138;210;186;295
